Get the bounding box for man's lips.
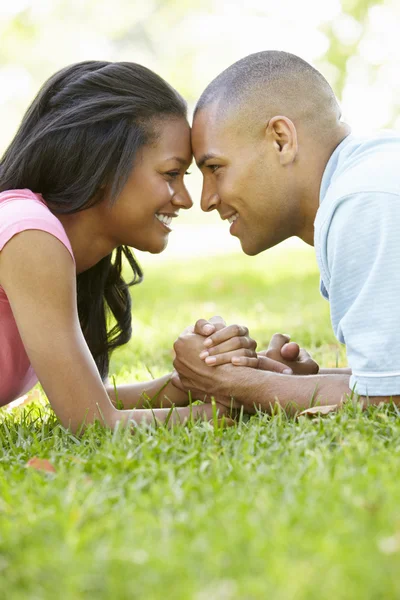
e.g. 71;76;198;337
220;212;239;225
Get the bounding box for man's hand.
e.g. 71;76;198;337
231;333;319;376
191;317;300;374
173;328;230;397
194;315;258;366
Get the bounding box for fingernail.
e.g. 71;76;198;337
199;351;209;359
205;356;216;364
204;338;213;347
283;368;293;374
203;325;214;335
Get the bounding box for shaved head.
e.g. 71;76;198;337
195;51;342;138
192;50;351;255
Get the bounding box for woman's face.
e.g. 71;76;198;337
105;117;193;254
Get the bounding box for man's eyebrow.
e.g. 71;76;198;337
196;153;219;169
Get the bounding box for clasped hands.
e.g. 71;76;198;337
172;316;319;414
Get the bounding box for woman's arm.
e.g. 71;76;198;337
0;231;225;433
105;373;189;409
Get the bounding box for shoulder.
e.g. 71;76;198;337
0;189;74;263
320;133;400;207
315;133;400;244
0;229;76;302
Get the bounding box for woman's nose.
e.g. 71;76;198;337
172;186;193;210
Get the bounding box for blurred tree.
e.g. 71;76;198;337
0;0;398;151
320;0;385;96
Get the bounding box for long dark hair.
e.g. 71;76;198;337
0;61;187;379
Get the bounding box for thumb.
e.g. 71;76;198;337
171;371;185;390
209;315;226;330
280;341;300;361
267;333;291;353
194;319;215;336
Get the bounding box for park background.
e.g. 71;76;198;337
1;0;400;261
2;1;400;599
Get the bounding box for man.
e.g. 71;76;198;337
173;50;400;413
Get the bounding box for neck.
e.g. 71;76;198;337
57;207;116;274
297;122;351;246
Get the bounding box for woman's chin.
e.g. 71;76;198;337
148;238;169;254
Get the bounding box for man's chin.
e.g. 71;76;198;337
240;239;261;257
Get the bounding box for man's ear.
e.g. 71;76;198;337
266;116;298;165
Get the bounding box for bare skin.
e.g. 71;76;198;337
171;98;399;412
174;329;399;414
0;119;251;432
0;117;298;432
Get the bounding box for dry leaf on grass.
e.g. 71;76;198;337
26;457;56;473
298;405;339;418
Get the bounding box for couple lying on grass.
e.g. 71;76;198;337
1;51;399;433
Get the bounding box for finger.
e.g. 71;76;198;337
193;319;216;336
280;341;300;361
209;315;226;328
200;335;257;358
258;356;293;374
231;356;260;368
267;333;291;353
203;323;249;348
204;348;257;366
258;356;293;375
232;354;293;374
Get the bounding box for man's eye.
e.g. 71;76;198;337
208;165;220;173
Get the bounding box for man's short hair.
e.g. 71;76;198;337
195;51;341;129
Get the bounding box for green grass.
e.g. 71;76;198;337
1;246;398;600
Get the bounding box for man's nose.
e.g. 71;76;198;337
172;186;193;210
200;181;220;212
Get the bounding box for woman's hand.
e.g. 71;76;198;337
171;315;256;407
231;333;320;376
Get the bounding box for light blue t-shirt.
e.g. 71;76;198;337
314;132;400;397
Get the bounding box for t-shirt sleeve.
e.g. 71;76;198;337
323;191;400;396
0;198;75;264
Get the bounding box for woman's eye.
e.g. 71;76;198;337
165;170;191;179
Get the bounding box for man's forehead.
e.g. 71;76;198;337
192;102;238;157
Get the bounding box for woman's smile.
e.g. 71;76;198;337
155;212;178;231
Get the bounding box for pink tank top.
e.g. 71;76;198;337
0;189;75;406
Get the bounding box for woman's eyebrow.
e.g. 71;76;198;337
164;156;192;166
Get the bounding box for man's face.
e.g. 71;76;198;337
191;103;299;255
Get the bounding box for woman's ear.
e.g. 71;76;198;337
266;116;298;165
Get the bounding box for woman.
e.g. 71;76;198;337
0;61;256;433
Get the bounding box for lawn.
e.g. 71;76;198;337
1;244;400;600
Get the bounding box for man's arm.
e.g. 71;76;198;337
318;368;352;375
218;368;352;413
173;332;399;414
